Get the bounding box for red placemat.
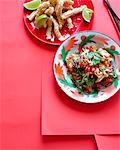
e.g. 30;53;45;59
42;0;120;135
42;51;120;135
1;0;120;148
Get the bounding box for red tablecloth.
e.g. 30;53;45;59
0;0;120;149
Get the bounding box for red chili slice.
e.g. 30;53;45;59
102;78;112;86
85;66;91;72
79;46;82;53
64;2;70;7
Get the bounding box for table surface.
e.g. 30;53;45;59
0;0;120;149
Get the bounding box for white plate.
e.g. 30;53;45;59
53;31;120;103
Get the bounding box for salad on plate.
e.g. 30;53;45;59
66;42;118;94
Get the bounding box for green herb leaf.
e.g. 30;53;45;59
86;78;95;86
77;87;83;94
75;80;83;86
91;58;100;66
80;35;95;47
88;51;101;60
75;85;83;94
75;51;80;54
94;52;102;58
81;72;85;77
88;91;99;96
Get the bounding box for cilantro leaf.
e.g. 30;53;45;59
91;58;100;66
86;78;95;86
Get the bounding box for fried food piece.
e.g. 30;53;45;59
36;1;50;17
50;16;63;40
64;0;74;6
44;7;54;16
46;18;53;40
48;0;57;6
55;0;65;29
66;53;78;71
62;5;87;19
63;5;73;11
27;10;37;21
67;18;73;29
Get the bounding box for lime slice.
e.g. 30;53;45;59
35;14;48;29
82;8;93;22
23;0;41;10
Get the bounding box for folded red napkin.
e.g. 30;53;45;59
41;0;120;136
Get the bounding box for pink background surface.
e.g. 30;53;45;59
95;135;120;150
0;0;120;149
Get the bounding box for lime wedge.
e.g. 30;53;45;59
82;7;93;22
35;14;48;29
23;0;41;10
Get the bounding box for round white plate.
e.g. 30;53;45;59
53;31;120;103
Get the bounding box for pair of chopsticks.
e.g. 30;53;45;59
103;0;120;39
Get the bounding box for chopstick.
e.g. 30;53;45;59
104;0;120;21
103;0;120;38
